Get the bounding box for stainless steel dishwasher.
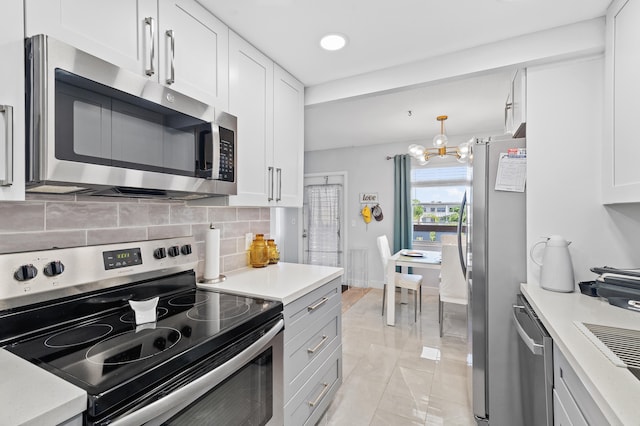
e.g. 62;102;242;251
513;294;553;426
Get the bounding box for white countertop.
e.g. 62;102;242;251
198;262;344;305
521;282;640;425
0;349;86;425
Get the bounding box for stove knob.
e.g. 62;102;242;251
154;337;167;350
168;330;180;343
180;244;192;255
44;261;65;277
167;246;180;257
14;264;38;281
153;247;167;259
181;325;192;338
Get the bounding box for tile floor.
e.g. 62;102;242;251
317;286;475;426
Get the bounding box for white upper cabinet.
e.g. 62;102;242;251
505;68;526;137
0;0;25;200
273;65;304;207
158;0;228;109
25;0;155;77
228;31;274;206
25;0;228;110
228;31;304;207
603;0;640;203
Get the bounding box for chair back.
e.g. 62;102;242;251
440;244;468;301
376;235;392;269
440;234;458;245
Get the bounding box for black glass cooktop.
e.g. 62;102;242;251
0;271;282;420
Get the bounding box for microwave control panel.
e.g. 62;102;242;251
218;127;235;182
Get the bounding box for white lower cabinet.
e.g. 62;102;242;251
553;344;606;425
282;278;342;425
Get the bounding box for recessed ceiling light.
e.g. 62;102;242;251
320;34;347;51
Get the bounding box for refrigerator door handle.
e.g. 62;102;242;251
457;191;467;276
513;304;544;356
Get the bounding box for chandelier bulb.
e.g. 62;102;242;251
432;115;449;148
408;144;425;158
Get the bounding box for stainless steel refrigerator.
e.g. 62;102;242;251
459;136;527;426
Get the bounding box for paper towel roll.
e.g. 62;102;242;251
204;226;221;280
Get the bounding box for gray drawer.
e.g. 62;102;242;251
553;344;606;425
553;389;575;426
284;277;341;342
284;345;342;426
284;303;341;400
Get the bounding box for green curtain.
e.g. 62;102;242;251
393;154;413;256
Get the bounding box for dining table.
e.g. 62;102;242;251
386;249;442;326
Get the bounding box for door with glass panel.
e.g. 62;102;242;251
302;175;344;269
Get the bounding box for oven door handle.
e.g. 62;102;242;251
109;318;284;426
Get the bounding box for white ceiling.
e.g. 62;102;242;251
305;71;514;150
200;0;611;151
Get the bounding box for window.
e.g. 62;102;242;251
411;163;468;246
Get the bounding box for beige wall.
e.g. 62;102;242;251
0;194;270;277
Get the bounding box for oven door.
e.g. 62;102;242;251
106;318;284;426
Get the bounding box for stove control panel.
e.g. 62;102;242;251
0;236;198;310
103;248;142;270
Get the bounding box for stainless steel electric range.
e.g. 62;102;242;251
0;237;284;426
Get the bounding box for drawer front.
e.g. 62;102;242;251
553;346;606;425
284;346;342;426
554;376;587;426
553;389;574;426
284;303;341;400
284;277;341;342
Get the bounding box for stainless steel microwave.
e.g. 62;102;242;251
26;35;237;200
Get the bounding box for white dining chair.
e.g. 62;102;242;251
439;244;469;337
376;235;423;322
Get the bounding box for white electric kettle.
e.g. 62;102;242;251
530;235;575;292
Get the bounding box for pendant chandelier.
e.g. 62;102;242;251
408;115;472;165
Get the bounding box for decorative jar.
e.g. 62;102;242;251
249;234;269;268
267;239;280;264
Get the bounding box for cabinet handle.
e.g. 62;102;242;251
308;382;330;407
276;167;282;201
307;297;328;312
144;17;155;76
268;166;274;201
166;29;175;85
307;335;328;354
0;105;13;186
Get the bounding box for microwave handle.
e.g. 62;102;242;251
0;105;13;186
210;125;221;180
